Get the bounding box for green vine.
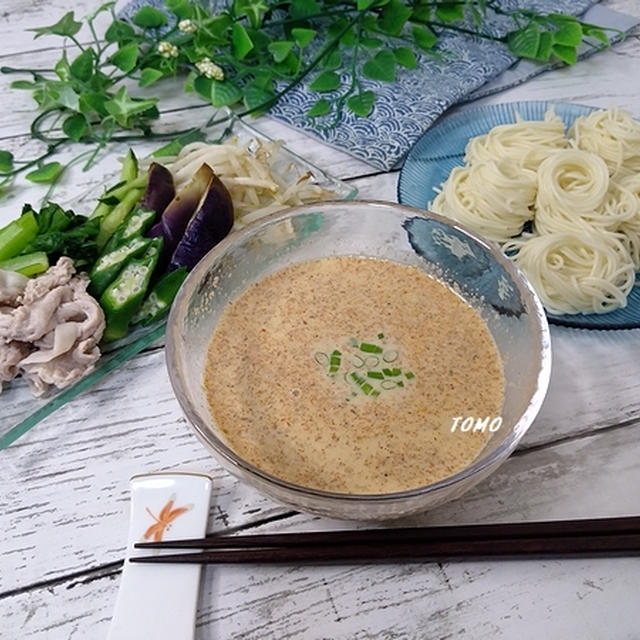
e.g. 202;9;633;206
0;0;620;196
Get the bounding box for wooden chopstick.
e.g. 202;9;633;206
130;534;640;564
129;516;640;564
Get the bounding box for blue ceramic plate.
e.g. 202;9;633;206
397;101;640;330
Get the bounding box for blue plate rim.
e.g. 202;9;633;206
397;100;640;331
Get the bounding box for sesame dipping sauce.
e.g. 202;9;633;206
204;256;504;494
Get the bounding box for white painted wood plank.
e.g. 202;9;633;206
2;2;640;638
5;556;640;640
0;0;115;57
2;333;640;592
4;420;640;639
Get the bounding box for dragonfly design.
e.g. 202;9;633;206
143;494;191;542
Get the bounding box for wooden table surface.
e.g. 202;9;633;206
1;1;640;638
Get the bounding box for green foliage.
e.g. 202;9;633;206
110;43;139;73
309;71;341;92
25;162;63;184
347;91;376;117
29;12;82;39
0;0;616;198
62;114;88;141
307;98;331;117
378;0;412;36
362;50;396;82
132;6;168;29
435;3;464;23
393;47;417;69
0;151;14;173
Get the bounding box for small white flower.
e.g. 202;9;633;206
178;19;197;34
157;41;178;59
196;57;225;81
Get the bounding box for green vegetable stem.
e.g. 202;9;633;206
0;251;49;276
120;149;139;182
131;266;188;326
0;210;38;261
100;237;162;342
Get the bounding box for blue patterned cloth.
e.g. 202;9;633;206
121;1;636;170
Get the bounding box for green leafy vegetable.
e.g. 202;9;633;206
0;251;49;276
0;210;38;261
21;202;101;270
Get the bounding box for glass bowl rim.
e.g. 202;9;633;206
166;199;552;504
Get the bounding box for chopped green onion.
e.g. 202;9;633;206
329;349;341;374
364;356;380;368
314;352;328;366
382;367;401;377
361;382;376;396
383;350;399;363
367;371;384;380
377;332;384;339
405;371;415;379
360;342;383;354
351;354;365;368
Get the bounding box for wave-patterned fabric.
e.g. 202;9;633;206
121;0;606;170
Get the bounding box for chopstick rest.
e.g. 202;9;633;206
107;472;212;640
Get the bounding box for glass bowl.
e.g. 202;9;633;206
166;200;551;521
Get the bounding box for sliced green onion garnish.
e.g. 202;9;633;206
367;371;384;380
351;354;365;368
329;349;341;374
377;332;384;339
314;352;329;366
361;382;375;396
382;367;401;377
383;350;399;363
364;356;380;368
359;342;383;354
405;371;415;379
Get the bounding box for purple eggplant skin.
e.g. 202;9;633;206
170;171;234;271
147;164;214;255
140;163;175;218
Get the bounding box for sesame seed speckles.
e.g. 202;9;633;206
204;256;504;494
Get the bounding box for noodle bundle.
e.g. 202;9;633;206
432;160;536;243
503;231;636;315
534;149;618;234
570;108;640;177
